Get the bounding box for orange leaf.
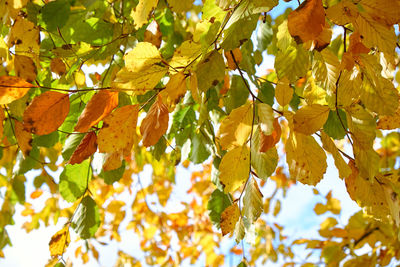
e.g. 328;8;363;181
30;189;43;199
224;48;242;70
68;132;98;165
14;120;32;157
98;105;139;156
103;151;123;171
259;118;281;152
348;32;370;55
23;91;70;135
74;91;118;133
140;95;169;147
287;0;325;44
50;58;66;75
0;76;33;105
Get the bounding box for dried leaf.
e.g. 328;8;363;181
220;203;240;236
49;226;70;257
69;132;97;165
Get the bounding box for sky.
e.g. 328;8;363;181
0;1;364;267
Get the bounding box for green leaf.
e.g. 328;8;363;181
71;196;100;239
257;21;273;51
221;14;258;50
59;161;91;202
275;44;309;82
224;75;249;113
12;148;41;176
41;0;71;31
207;189;231;228
33;131;59;147
196;51;225;92
323;109;347;140
251;128;278;180
152;137;167;161
11;176;26;204
257;82;275;106
189;131;211;164
243;178;263;223
99;161;126;185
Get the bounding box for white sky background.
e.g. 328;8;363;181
0;1;365;266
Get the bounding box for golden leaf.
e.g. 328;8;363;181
0;76;33;105
160;72;187;105
74;91;119;133
320;132;351;179
98;105;139;156
140;95;169;147
257;103;274;136
224;48;242;70
49;226;70;257
167;0;194;13
219;145;250;193
124;42;163;73
23;91;70;135
275;77;293;107
14;55;37;83
220;202;240;236
8;16;40;57
69;132;98;165
293;104;330;135
218;102;252;151
130;0;159;29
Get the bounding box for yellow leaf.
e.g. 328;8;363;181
140;95;169;147
167;0;194;12
103;151;123;171
275;77;292;107
359;0;400;26
0;108;4;142
160;72;187;105
69;132;98;165
243;178;263;223
49;226;70;257
218;102;252;151
320;132;351;179
325;0;358;26
23;91;70;135
125;42;163;73
0;76;33;105
219;145;250;193
293;104;330;135
220;202;240;236
14;55;36;83
257;103;274;136
74;91;119;133
377;103;400;130
98;105;139;156
287;0;325;44
169;40;202;71
275;44;309;82
286;131;327;185
130;0;158;29
14;119;32;157
8;16;40;57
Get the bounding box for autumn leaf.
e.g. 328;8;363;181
219;145;250;193
23;91;70;135
160;72;187;105
50;58;66;75
259;118;281;152
218;103;252;151
98;105;139;156
14;119;32;157
0;76;33;105
275;77;293;106
243;178;263;223
130;0;158;29
140;95;169;147
0;108;4;142
144;20;162;48
224;48;242;70
14;55;37;82
220;202;240;236
287;0;325;44
49;226;70;257
74;91;118;133
68;132;97;165
293;104;330;135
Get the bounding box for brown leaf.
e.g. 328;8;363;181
144;20;162;48
0;76;33;105
14;119;32;157
224;48;242;70
348;32;370;55
69;132;98;165
220;202;240;236
23;91;70;135
140;95;169;147
260;118;281;152
14;55;37;82
287;0;325;44
50;58;67;75
74;91;119;133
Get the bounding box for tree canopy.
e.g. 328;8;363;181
0;0;400;266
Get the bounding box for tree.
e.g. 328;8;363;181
0;0;399;265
